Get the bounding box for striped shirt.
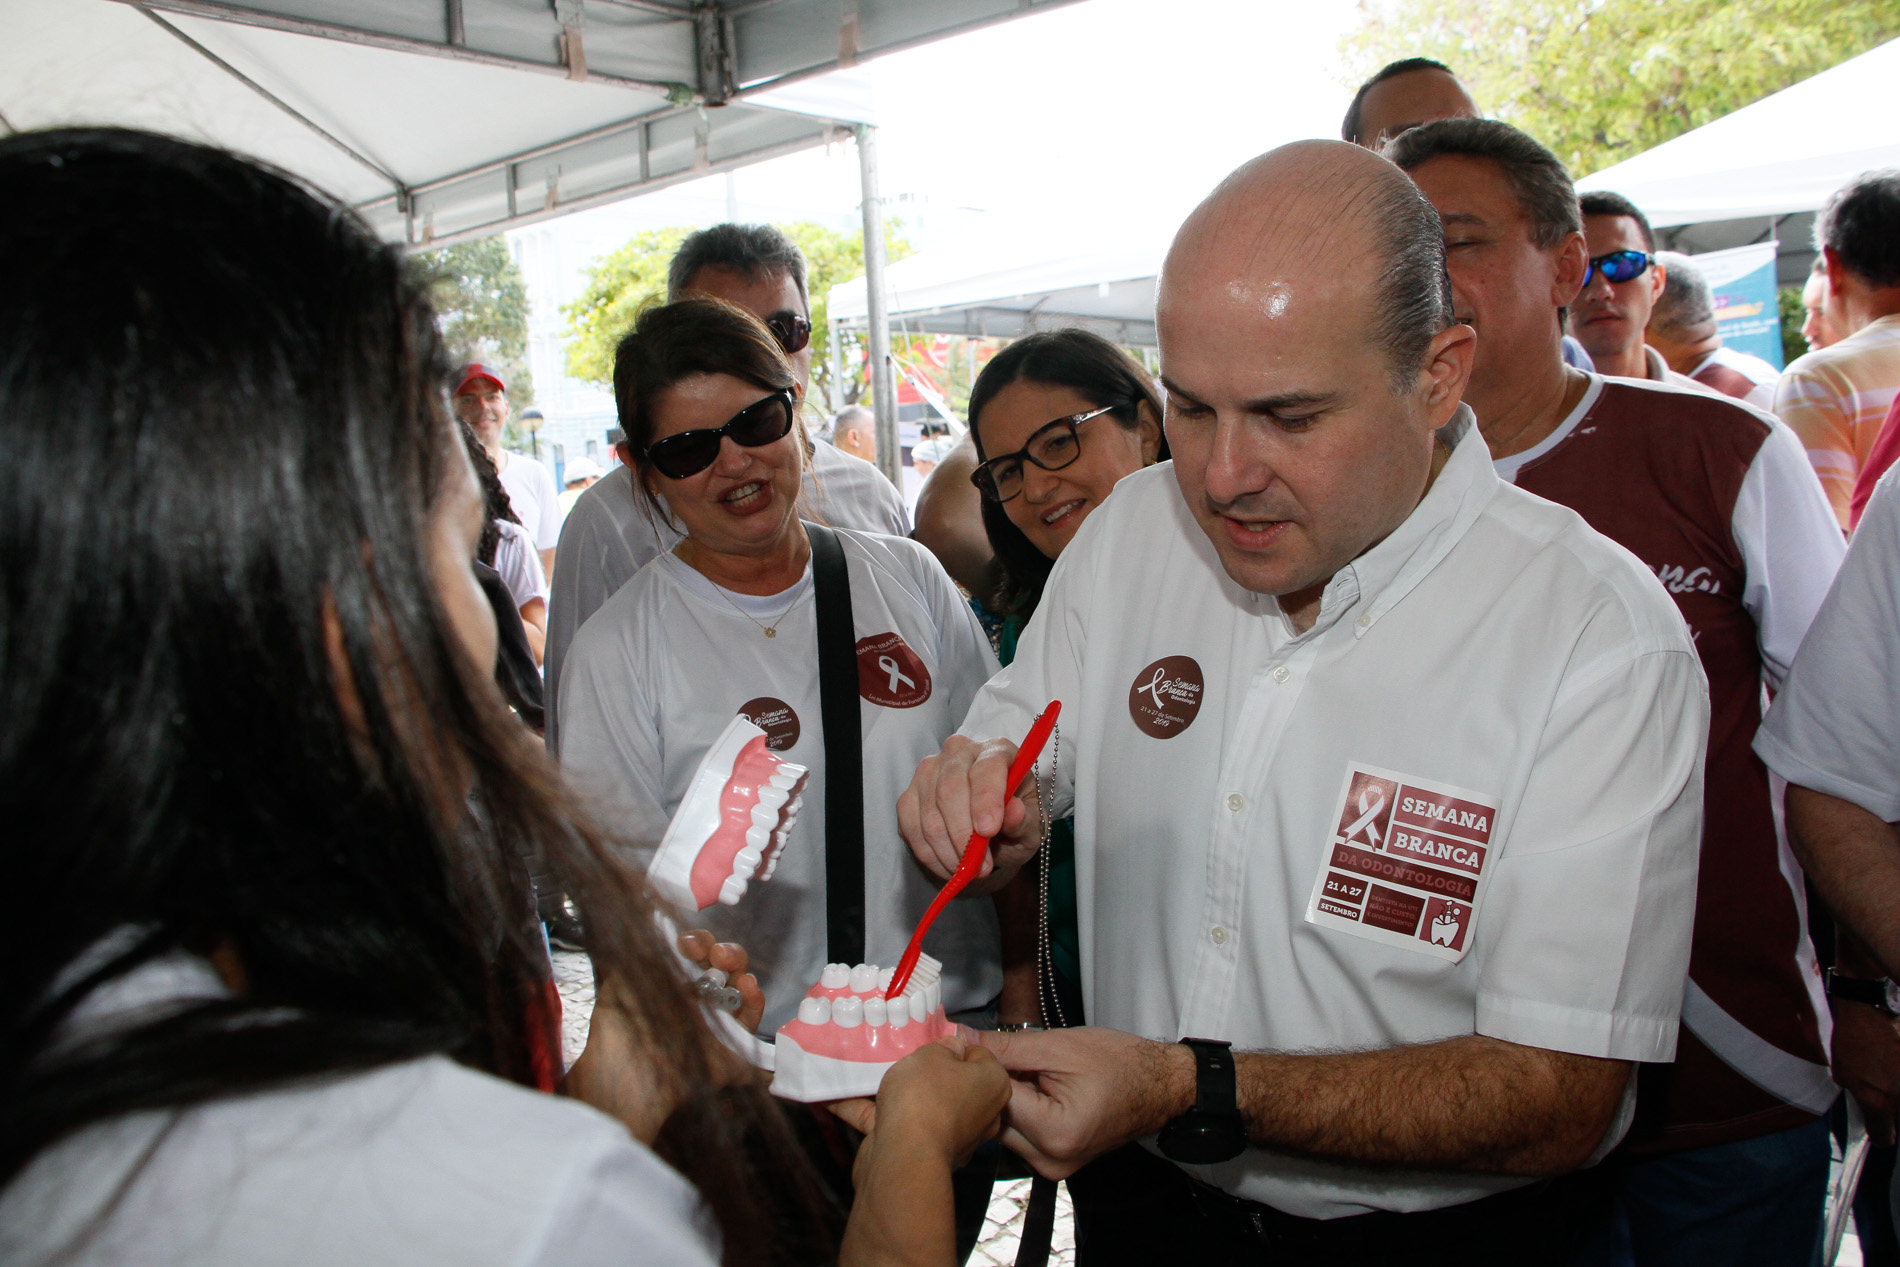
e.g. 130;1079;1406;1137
1773;314;1900;529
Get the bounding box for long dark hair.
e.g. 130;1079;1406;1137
967;329;1167;617
0;129;822;1262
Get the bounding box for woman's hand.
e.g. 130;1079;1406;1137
676;928;765;1034
830;1034;1011;1267
562;930;765;1143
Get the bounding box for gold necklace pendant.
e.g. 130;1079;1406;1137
764;628;776;637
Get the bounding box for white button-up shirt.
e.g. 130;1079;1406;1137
960;408;1707;1218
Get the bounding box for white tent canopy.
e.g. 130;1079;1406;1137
829;223;1167;347
3;0;1079;247
1577;35;1900;229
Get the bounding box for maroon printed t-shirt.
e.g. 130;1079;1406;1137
1509;378;1828;1152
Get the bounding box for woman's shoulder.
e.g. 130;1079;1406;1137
0;1055;717;1267
831;525;949;595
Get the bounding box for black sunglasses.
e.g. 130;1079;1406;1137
644;389;796;480
765;313;812;356
1584;249;1652;286
969;404;1118;504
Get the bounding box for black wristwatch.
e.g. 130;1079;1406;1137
1827;968;1900;1017
1157;1037;1248;1164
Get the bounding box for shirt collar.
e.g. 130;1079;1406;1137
1279;403;1499;641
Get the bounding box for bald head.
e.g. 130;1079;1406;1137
1163;141;1451;393
1155;141;1473;610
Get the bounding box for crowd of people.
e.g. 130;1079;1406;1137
6;46;1900;1267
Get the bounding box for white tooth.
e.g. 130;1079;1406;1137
849;964;878;993
862;996;888;1026
925;983;941;1015
719;874;748;905
734;845;763;871
821;963;850;989
887;1004;910;1029
798;996;832;1025
832;996;863;1028
909;991;928;1023
878;967;895;991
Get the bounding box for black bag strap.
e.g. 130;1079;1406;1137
806;522;864;965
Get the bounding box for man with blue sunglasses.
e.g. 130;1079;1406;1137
1572;192;1706;392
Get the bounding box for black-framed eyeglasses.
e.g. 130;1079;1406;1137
1584;249;1652;286
644;389;796;480
764;313;812;356
969;404;1118;504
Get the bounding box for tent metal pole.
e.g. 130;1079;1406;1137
828;317;847;418
857;123;899;487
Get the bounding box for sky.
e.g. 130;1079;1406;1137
522;0;1366;297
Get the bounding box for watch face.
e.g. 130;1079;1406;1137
1159;1115;1248;1165
1886;980;1900;1016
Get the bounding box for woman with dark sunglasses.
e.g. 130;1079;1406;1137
964;329;1166;1032
558;297;1003;1043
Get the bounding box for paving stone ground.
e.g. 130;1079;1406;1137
551;950;1076;1264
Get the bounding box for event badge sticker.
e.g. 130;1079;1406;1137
855;633;932;708
737;696;801;751
1304;763;1501;963
1127;655;1205;739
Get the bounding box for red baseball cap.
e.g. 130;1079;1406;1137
452;362;506;396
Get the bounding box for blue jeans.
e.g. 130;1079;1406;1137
1579;1116;1831;1267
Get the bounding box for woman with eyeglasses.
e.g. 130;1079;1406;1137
0;129;1010;1267
557;297;1002;1040
965;329;1167;1030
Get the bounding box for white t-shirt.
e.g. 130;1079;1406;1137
498;451;563;553
1756;464;1900;819
544;442;912;746
557;530;1000;1033
0;955;718;1267
1692;345;1781;412
959;408;1707;1218
493;518;550;611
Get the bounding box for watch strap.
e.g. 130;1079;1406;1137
1181;1037;1238;1117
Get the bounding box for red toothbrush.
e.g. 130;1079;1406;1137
886;701;1061;1000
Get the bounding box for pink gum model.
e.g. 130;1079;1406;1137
647;715;808;913
771;955;952;1103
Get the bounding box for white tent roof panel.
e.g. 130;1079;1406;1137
4;0;1079;247
1578;36;1900;227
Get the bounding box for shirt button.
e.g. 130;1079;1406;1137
1357;611;1373;628
1210;926;1230;945
1271;665;1291;684
1227;793;1245;812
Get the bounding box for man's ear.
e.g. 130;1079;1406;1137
1420;321;1477;429
1551;230;1587;308
1823;247;1850;301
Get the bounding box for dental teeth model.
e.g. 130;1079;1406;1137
770;953;953;1102
646;715;808;912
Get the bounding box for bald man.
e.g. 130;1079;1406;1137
899;142;1706;1261
1342;57;1479;150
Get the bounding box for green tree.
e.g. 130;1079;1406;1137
408;236;534;410
1342;0;1900;178
560;220;912;412
1779;284;1810;364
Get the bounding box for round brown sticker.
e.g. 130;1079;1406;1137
1128;655;1205;739
737;696;801;751
855;632;933;708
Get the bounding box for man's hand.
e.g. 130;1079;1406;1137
676;928;765;1034
1833;1001;1900;1146
975;1028;1195;1179
897;735;1046;894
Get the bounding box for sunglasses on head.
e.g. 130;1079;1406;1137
764;312;812;356
644;389;796;480
1584;249;1652;286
